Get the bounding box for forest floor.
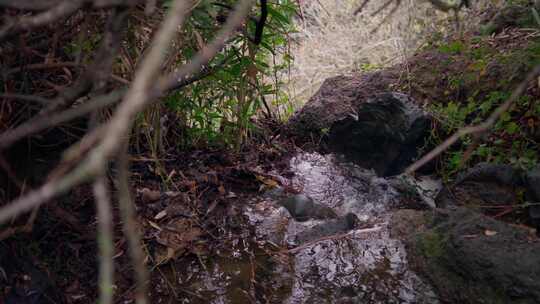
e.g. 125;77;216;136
2;3;540;303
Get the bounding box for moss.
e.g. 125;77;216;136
417;231;446;259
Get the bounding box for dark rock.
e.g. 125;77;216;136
277;194;337;222
526;165;540;228
435;163;524;209
295;213;360;243
288;74;430;176
328;93;430;176
395;208;540;304
526;165;540;202
287;71;398;139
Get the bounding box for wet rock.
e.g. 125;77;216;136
435;163;524;209
328;93;430;176
278;194;337;221
389;175;442;209
295;213;360;243
288;76;430;176
401;207;540;304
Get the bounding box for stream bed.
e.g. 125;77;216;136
159;152;440;303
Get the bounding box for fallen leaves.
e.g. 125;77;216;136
153;218;205;265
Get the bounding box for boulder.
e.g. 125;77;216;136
435;163;540;229
328;92;430;176
435;163;523;209
287;71;398;138
392;208;540;304
287;73;430;176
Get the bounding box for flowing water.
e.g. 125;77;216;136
160;152;440;303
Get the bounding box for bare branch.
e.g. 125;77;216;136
0;0;63;11
41;7;129;115
118;140;148;304
0;93;49;105
93;173;114;304
0;0;85;40
0;90;124;149
0;0;254;225
405;64;540;174
3;62;80;76
0;161;92;223
0;64;217;149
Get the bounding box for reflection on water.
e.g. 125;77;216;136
158;152;439;303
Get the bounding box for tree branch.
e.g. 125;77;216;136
118;140;148;304
0;0;85;41
93;172;114;304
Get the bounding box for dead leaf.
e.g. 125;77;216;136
154;218;205;264
218;185;226;195
484;229;498;236
206;200;219;215
148;220;162;231
154;210;168;220
112;250;124;259
140;188;160;203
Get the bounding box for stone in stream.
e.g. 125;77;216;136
294;213;360;244
277;193;337;222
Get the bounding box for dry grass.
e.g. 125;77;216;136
281;0;504;110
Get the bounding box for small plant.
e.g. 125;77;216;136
429;90;539;181
157;0;297;149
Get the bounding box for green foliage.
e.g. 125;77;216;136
438;41;465;55
430;91;539;180
160;0;297;149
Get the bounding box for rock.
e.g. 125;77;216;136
295;213;360;244
328;93;430;176
526;165;540;228
288;74;431;176
526;165;540;202
401;207;540;304
287;71;398;139
435;163;524;209
278;194;337;222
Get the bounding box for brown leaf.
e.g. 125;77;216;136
218;185;226;195
484;229;498;236
140;188;160;203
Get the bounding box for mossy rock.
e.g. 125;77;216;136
402;208;540;304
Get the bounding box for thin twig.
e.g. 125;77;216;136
4;62;80;76
285;226;382;254
406;64;540;174
0;90;124;149
0;0;85;40
41;7;129;115
0;93;49;105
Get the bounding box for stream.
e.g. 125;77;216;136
158;152;441;303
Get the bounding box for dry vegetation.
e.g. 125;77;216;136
282;0;504;108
